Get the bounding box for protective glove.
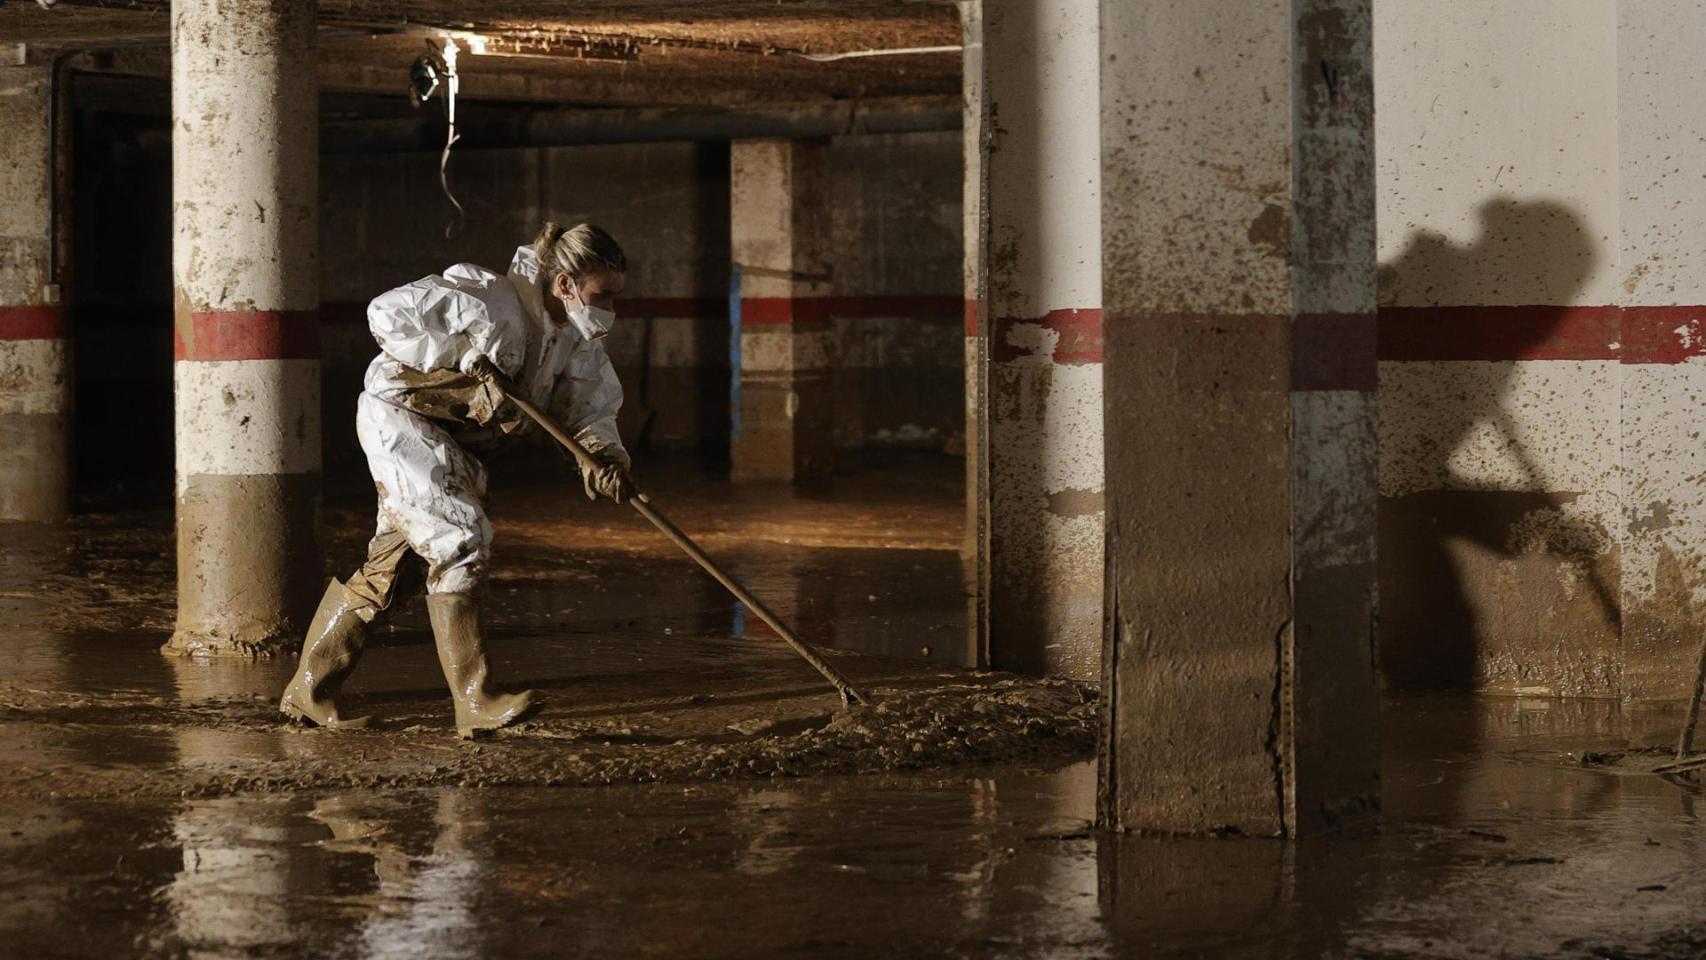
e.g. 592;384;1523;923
466;354;506;386
582;456;634;504
461;354;518;427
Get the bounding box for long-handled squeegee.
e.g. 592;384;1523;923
491;378;869;707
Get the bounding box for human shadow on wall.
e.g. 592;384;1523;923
1377;198;1618;692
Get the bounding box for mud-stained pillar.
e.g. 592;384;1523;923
960;0;991;661
166;0;322;657
729;139;834;486
1617;1;1706;701
0;53;71;522
1098;0;1381;836
964;0;1104;679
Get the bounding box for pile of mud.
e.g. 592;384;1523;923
0;676;1097;801
189;679;1097;797
526;679;1100;785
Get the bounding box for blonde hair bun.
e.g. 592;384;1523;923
532;221;626;281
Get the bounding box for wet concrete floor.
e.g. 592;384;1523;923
6;702;1706;959
6;457;1706;957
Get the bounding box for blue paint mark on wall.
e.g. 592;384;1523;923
729;264;742;439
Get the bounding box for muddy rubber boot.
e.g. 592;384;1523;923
426;592;539;739
278;579;372;729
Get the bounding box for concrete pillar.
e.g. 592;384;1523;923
1098;0;1381;835
165;0;322;657
0;54;71;522
1617;0;1706;700
961;1;990;660
729;139;835;486
964;0;1104;679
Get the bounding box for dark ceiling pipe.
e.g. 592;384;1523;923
320;98;962;154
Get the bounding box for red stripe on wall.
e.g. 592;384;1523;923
739;297;831;327
992;308;1104;365
1379;304;1706;363
1377;305;1620;361
964;298;979;337
175;309;321;361
620;296;725;319
1294;312;1377;391
320;301;367;327
740;296;964;327
820;295;964;320
0;305;68;341
1622;306;1706;364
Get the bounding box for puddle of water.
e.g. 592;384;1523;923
5;702;1706;960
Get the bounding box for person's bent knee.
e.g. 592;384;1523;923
427;553;486;595
343;529;418;620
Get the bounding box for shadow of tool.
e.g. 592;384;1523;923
1378;198;1617;691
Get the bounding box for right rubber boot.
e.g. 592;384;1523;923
426;592;538;739
278;579;372;729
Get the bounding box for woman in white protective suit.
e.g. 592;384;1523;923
279;222;633;738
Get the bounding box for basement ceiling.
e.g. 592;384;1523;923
1;0;963;106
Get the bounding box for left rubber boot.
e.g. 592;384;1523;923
279;579;372;729
426;592;539;739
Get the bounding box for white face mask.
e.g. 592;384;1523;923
561;281;615;342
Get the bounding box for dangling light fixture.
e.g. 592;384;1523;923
406;38;466;239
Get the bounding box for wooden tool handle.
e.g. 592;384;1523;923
493;379;869;706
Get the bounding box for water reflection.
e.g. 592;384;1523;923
347;792;486;960
978;761;1106;954
732;788;803;877
7;692;1706;958
165;796;309;956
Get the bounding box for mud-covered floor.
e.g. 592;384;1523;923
6;457;1706;957
2;457;1097;800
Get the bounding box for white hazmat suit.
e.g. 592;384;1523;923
352;244;629;600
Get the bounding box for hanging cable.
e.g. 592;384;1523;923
785;44;961;62
408;38;467;239
437;37;466;239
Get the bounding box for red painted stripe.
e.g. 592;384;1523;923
0;305;68;341
174;309;320;361
819;295;963;320
1294;312;1377;391
319;301;367;327
619;296;725;318
1379;304;1706;363
740;296;964;327
1622;306;1706;364
1101;311;1370;391
992;308;1103;365
964;298;979;337
1377;305;1619;361
739;297;831;327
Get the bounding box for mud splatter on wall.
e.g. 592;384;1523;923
1376;0;1706;700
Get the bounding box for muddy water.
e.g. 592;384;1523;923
6;704;1706;960
8;459;1706;956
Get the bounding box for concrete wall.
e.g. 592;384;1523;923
1375;0;1706;699
68;93;963;505
829;131;964;459
321;133;962;489
1615;0;1706;700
